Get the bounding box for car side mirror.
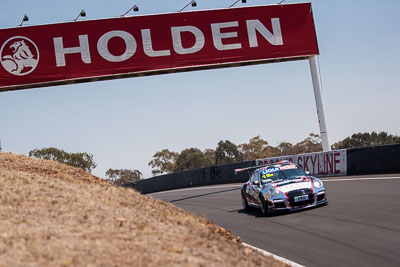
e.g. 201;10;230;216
305;171;310;175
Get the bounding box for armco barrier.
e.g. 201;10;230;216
130;144;400;194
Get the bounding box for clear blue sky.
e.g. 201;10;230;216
1;0;399;178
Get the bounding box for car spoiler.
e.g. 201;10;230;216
234;160;290;175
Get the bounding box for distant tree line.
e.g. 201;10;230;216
28;131;400;181
331;132;400;150
105;168;142;186
148;133;323;176
29;147;97;173
148;131;400;175
28;147;143;185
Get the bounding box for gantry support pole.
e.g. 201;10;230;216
309;55;331;151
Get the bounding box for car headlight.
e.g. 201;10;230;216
313;179;323;188
268;188;280;197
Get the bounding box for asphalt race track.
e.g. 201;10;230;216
151;174;400;267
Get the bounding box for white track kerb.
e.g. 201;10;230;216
242;242;305;267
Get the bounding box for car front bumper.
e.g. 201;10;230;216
268;191;328;212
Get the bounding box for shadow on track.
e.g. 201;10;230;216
230;204;327;218
169;187;240;203
235;208;291;218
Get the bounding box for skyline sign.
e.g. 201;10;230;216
0;3;319;92
256;150;347;177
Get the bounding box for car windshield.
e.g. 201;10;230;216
259;165;307;184
281;168;307;180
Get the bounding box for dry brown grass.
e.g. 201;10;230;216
0;152;286;266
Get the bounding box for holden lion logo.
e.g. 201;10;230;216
0;36;39;76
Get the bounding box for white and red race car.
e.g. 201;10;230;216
236;161;328;215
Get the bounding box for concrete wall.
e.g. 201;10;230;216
130;160;254;194
347;144;400;175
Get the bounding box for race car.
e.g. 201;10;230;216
236;161;327;215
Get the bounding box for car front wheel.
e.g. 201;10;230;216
241;192;250;210
260;195;268;216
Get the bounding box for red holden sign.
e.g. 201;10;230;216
0;3;319;92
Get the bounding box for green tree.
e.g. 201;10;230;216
276;142;294;156
332;131;400;149
292;133;322;154
29;147;97;173
105;168;142;185
274;134;322;156
239;136;278;160
174;148;213;172
204;148;216;164
148;149;179;176
215;140;242;164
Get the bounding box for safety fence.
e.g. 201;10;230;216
129;144;400;194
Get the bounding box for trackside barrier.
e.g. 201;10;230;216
347;144;400;175
131;161;255;194
130;144;400;194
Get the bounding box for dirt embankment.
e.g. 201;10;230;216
0;152;285;266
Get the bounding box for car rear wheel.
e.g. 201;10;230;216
260;195;268;216
241;192;250;210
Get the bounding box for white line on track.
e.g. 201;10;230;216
242;242;305;267
150;184;242;194
150;176;400;195
321;176;400;182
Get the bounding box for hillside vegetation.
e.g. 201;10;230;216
149;131;400;175
0;152;284;266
